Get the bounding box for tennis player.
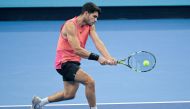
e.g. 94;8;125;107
32;2;116;109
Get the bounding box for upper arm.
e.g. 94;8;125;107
90;25;103;45
65;22;81;50
89;25;96;37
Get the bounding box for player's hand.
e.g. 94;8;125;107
106;57;117;65
109;58;117;65
98;56;109;65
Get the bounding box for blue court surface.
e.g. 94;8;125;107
0;19;190;109
0;101;190;109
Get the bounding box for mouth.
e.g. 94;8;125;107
88;22;94;25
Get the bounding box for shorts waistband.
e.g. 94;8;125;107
63;61;81;65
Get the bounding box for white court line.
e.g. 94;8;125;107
0;101;190;108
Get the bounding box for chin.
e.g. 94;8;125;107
90;22;95;25
88;23;93;26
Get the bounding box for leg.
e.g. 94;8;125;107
48;81;79;102
32;82;79;109
75;68;96;107
32;62;81;109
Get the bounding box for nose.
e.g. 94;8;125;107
95;18;97;22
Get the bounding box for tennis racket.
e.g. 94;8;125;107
117;51;156;72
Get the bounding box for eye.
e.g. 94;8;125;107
93;15;98;18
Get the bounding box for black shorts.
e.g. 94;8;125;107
56;61;80;81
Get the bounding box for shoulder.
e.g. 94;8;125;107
65;21;76;32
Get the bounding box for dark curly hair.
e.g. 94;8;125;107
81;2;101;15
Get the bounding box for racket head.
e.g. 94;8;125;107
117;51;156;72
128;51;156;72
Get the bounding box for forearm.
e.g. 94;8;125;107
75;48;90;58
90;26;112;59
74;47;100;61
74;47;91;59
95;41;111;59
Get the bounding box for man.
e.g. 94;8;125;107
32;2;116;109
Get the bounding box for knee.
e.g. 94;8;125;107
85;78;95;88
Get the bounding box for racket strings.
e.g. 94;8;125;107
128;51;156;72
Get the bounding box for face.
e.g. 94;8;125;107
84;11;99;25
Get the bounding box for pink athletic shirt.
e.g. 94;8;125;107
55;17;92;69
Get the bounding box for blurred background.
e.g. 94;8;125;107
1;0;190;20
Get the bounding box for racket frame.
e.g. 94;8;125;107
117;51;156;72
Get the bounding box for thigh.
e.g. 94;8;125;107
64;81;79;95
57;61;80;81
74;68;94;84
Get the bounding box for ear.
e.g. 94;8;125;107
84;11;89;15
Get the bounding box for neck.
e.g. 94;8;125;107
77;15;87;27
